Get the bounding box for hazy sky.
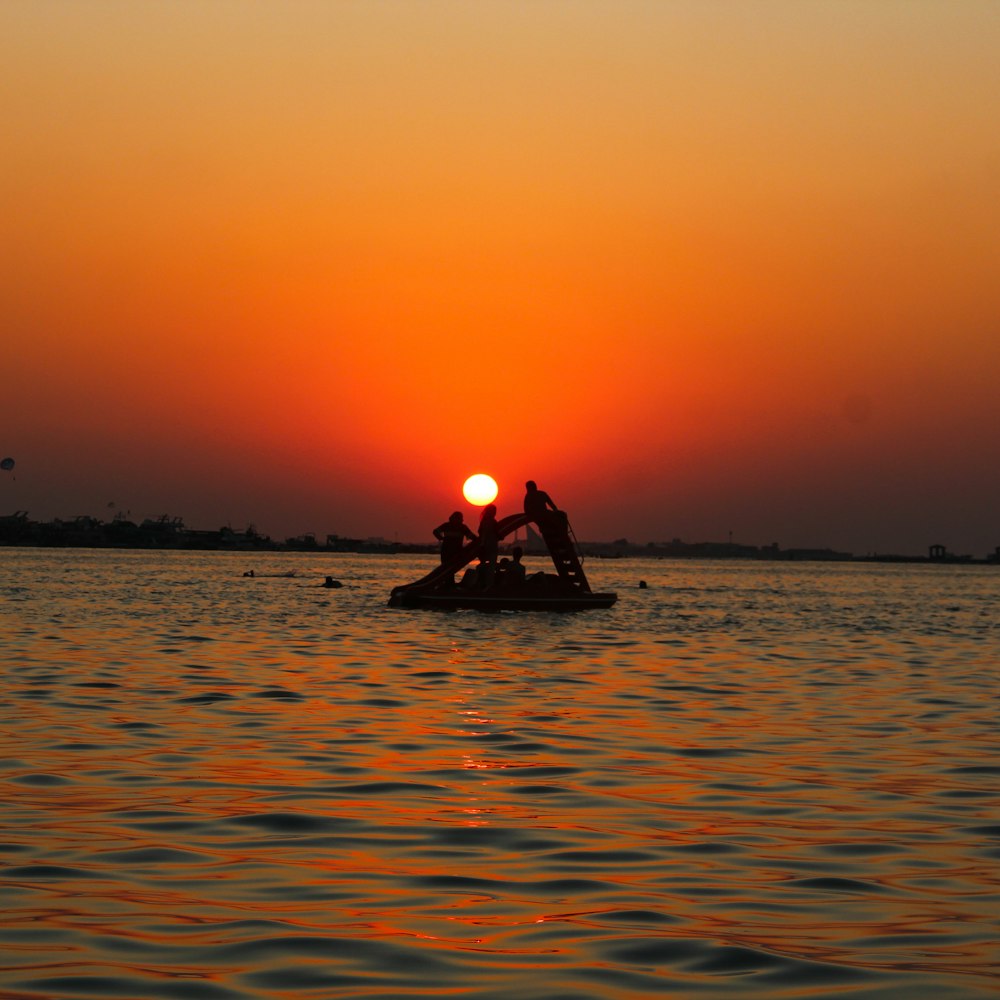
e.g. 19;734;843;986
4;1;999;554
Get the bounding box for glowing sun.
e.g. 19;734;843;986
462;473;498;506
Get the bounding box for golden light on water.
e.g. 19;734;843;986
2;551;999;995
462;474;498;506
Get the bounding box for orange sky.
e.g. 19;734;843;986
3;1;999;554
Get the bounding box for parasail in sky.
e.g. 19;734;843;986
0;457;14;471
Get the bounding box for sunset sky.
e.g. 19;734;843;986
4;1;999;555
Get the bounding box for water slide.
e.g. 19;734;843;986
391;512;593;599
391;514;531;597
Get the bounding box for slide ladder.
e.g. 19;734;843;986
537;516;591;592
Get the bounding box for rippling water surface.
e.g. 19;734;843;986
2;548;998;998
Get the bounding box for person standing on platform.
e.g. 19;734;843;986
433;511;476;565
477;503;500;588
523;481;561;524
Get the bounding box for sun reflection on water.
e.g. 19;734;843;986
1;551;998;998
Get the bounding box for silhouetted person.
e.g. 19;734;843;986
477;504;499;588
322;576;342;588
524;480;561;524
505;545;527;587
433;511;476;564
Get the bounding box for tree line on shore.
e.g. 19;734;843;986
2;510;997;563
0;511;416;553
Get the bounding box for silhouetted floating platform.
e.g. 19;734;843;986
389;588;617;612
388;512;617;612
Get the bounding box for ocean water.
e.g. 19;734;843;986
1;547;998;999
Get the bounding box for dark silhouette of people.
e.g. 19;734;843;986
477;504;499;588
524;480;561;524
505;545;527;586
433;511;476;564
322;576;343;588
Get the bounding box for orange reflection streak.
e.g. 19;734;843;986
5;560;1000;995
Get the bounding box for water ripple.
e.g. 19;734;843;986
2;550;999;998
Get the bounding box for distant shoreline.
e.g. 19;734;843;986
1;512;997;566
